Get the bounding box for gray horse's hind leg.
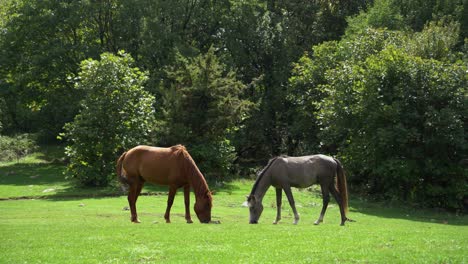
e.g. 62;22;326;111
329;185;347;226
273;188;282;224
314;184;330;225
283;186;300;224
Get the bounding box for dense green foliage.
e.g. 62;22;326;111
62;52;154;186
289;22;467;209
0;0;466;209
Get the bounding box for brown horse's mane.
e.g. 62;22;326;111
172;145;213;207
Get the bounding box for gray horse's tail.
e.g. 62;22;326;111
334;158;348;215
116;151;129;192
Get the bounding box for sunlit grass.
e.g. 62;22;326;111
1;191;467;263
0;149;467;263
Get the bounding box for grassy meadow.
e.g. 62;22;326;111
0;147;467;263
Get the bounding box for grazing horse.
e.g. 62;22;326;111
247;155;353;226
116;145;213;223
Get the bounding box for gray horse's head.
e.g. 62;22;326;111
247;194;263;224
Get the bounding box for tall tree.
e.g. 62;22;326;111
0;0;101;139
158;47;251;179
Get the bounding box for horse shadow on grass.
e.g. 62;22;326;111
349;197;468;226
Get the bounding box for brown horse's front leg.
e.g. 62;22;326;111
183;185;193;223
164;186;177;223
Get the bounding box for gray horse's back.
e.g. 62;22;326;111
271;155;337;188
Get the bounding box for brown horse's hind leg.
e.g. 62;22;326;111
314;184;330;225
183;185;193;224
329;185;347;226
128;181;144;223
164;186;177;223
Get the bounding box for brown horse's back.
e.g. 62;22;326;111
122;145;186;186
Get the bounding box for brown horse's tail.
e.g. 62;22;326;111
116;151;129;191
334;158;348;215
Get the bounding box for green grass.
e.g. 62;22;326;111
0;148;467;263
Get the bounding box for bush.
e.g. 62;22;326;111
62;51;155;187
320;46;467;210
289;25;467;210
0;134;37;162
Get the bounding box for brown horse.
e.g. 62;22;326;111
116;145;214;223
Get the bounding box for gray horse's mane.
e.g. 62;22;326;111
250;156;281;195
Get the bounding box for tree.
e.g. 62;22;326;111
0;1;102;139
157;47;251;179
62;51;155;186
289;24;467;210
320;46;466;210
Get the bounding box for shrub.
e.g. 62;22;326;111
62;51;155;187
0;134;37;162
320;47;467;210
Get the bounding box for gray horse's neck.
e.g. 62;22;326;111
252;175;271;201
251;158;278;201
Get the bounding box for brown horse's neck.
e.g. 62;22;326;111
179;149;212;203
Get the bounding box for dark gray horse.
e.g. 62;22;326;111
246;155;353;226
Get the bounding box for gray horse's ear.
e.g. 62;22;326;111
246;195;255;207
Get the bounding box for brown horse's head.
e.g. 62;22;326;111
194;191;212;223
247;194;263;224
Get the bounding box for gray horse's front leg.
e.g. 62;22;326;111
273;188;282;224
283;186;300;224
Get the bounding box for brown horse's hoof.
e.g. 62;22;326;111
132;219;141;224
165;220;171;223
186;219;193;224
